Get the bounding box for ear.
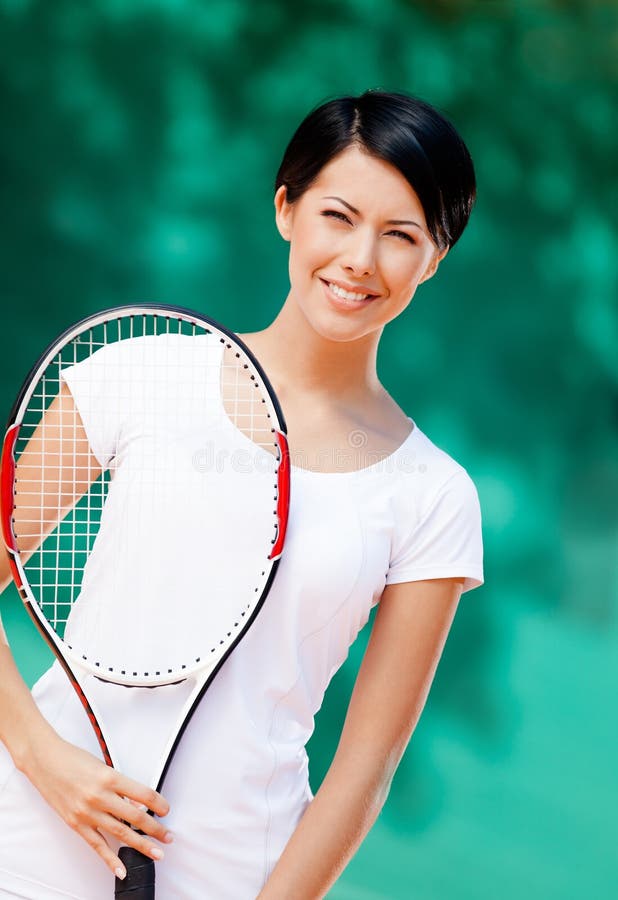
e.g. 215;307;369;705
418;246;449;285
274;184;294;242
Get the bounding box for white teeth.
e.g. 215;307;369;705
328;282;372;301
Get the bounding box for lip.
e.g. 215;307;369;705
319;277;380;297
319;278;380;312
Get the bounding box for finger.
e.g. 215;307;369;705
107;796;173;843
112;776;170;818
77;825;127;880
97;813;166;862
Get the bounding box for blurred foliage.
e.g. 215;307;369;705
0;1;616;898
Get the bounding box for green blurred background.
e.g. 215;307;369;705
0;0;616;897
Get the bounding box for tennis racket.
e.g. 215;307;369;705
0;304;290;898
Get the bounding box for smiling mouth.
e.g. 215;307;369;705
320;279;379;302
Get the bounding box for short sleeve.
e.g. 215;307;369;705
61;341;128;469
386;468;484;594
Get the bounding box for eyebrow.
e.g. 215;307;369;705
322;196;424;231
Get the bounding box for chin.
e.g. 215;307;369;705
290;284;385;343
304;308;379;344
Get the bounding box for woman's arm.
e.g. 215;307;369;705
0;386;172;879
258;576;464;900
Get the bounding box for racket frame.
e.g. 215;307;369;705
0;303;290;786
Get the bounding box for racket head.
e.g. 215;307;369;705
1;304;290;688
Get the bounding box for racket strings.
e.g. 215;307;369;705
10;311;283;678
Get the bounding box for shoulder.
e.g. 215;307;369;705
391;421;480;523
385;421;484;594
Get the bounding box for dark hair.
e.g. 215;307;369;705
274;90;476;251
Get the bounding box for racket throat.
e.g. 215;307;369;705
84;674;198;787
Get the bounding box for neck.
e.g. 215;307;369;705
257;295;383;402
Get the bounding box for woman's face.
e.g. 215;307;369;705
274;144;448;343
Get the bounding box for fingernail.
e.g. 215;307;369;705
164;832;174;844
151;848;164;860
115;867;126;880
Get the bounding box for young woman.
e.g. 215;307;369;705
0;90;483;898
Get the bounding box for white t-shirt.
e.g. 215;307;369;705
0;336;484;900
54;333;281;684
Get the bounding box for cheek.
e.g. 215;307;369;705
392;244;436;286
381;249;423;292
289;230;333;280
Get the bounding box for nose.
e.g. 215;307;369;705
341;230;377;277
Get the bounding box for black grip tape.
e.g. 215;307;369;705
114;846;155;898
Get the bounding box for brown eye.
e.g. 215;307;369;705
389;230;416;245
322;210;415;245
321;210;351;223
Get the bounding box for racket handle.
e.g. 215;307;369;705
114;847;155;898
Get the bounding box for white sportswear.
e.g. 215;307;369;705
0;337;483;899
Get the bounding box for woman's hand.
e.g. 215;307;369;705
20;729;173;880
